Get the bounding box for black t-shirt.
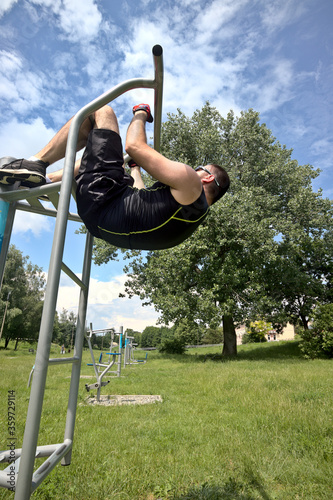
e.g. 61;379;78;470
75;129;210;251
95;182;209;250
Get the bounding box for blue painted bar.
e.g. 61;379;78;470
0;199;10;253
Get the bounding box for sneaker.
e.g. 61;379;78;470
132;104;154;123
0;158;48;188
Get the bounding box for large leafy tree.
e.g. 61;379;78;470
92;103;333;356
0;245;46;349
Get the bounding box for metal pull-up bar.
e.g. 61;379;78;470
0;45;164;500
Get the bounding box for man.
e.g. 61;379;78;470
0;104;229;250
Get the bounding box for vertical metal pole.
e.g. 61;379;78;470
123;334;128;368
117;327;123;377
14;138;80;500
62;231;93;465
0;158;19;287
0;198;10;251
10;45;164;499
152;45;164;153
108;330;114;364
0;199;17;289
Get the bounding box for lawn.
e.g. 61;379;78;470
0;341;332;499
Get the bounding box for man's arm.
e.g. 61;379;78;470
125;112;202;206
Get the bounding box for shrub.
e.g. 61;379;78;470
298;328;324;359
158;335;187;355
201;327;224;345
299;303;333;359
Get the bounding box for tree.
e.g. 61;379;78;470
92;103;333;357
52;309;77;350
140;325;172;348
123;105;332;355
0;245;45;349
262;219;333;329
124;328;141;346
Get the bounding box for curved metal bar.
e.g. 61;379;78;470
13;46;164;500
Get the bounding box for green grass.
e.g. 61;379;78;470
0;341;333;499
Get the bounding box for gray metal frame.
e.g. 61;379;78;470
124;333;148;366
0;45;163;499
85;325;123;401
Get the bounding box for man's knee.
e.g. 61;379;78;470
93;105;119;134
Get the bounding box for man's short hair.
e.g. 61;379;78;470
209;164;230;204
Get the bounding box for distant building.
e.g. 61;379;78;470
235;322;295;345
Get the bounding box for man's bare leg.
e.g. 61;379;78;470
0;105;121;187
47;159;82;183
33;117;91;165
128;163;145;189
40;105;121;182
93;105;120;134
36;105;120;165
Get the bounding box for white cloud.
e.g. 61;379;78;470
30;0;61;7
0;50;22;72
241;58;295;113
58;0;102;42
0;50;52;116
56;273;159;331
31;0;102;42
0;0;18;18
0;117;56;159
119;20;247;119
260;0;308;32
310;138;333;172
194;0;249;39
13;211;53;237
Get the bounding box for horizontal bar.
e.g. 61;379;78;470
0;181;82;222
73;76;159;123
16;203;82;223
0;182;63;202
61;262;87;290
0;444;63;465
88;363;113;368
90;328;116;334
48;356;80;365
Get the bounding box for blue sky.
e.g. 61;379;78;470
0;0;332;332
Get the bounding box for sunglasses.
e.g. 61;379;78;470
195;166;220;187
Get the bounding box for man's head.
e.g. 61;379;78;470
195;164;230;205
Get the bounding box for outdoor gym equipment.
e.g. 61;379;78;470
123;332;148;367
85;324;123;401
0;45;163;499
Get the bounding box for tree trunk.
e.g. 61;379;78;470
4;337;10;349
222;315;237;357
14;337;19;350
300;314;308;329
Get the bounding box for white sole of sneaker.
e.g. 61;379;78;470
0;169;45;186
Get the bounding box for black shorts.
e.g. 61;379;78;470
75;129;134;236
